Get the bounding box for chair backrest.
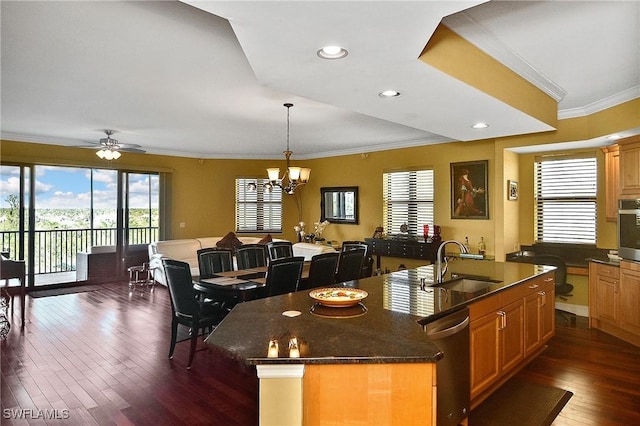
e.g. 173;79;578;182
266;241;294;262
335;247;366;284
341;241;372;278
235;244;267;270
162;259;198;318
531;254;567;289
265;256;305;297
341;241;368;255
197;248;233;278
302;251;340;290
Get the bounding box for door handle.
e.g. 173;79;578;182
498;311;506;330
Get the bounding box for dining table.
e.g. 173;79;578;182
193;263;310;303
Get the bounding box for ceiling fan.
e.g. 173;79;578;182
81;130;146;160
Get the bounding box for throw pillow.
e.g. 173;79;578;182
216;232;243;250
258;234;273;245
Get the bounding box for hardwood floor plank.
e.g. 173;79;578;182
3;283;639;425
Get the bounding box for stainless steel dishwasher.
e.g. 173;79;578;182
422;306;470;426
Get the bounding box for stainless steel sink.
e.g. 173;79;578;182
432;278;502;293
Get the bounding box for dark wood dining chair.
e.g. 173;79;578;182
162;259;227;369
235;244;268;270
341;241;373;278
335;247;366;284
264;256;305;297
300;251;340;290
266;241;294;262
197;248;234;278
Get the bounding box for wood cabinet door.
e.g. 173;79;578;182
619;266;640;335
540;282;556;343
499;299;525;375
619;139;640;198
596;274;619;324
470;312;499;399
524;292;542;356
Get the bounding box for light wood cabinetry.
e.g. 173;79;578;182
589;260;640;347
620;261;640;337
524;277;555;356
469;272;555;405
619;135;640;199
601;144;620;222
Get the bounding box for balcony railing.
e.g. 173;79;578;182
0;227;158;275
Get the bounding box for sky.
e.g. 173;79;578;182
0;165;158;209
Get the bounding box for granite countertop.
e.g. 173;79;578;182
204;259;553;366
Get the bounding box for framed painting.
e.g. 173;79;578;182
508;180;519;201
451;160;489;219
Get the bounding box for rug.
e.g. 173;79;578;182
29;285;101;298
470;377;573;426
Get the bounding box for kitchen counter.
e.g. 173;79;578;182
204;259;553;365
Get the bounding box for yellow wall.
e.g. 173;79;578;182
2;97;639;308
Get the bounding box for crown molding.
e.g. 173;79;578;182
442;12;567;102
558;85;640;119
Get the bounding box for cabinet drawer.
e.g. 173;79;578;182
469;294;500;320
598;264;621;279
522;272;555;296
620;260;640;273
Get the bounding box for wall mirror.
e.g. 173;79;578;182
320;186;359;224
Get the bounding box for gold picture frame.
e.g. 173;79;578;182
451;160;489;219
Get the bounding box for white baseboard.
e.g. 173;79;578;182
555;301;589;317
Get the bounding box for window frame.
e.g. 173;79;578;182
382;168;435;237
235;178;283;234
534;154;597;245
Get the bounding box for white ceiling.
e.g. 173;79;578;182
1;1;638;160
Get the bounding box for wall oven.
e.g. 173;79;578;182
618;199;640;261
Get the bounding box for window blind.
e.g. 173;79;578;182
236;178;282;233
534;156;597;244
383;169;434;236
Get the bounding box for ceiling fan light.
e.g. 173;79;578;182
96;149;106;159
112;150;121;159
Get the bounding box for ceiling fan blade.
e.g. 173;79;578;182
119;147;146;154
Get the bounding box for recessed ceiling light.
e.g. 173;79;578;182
607;134;621;140
472;122;489;129
379;90;401;98
317;45;348;59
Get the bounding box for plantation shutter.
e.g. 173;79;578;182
383;169;434;236
534;156;597;244
236;178;282;233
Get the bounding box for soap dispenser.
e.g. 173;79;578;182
464;237;471;253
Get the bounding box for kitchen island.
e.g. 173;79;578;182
204;259;554;425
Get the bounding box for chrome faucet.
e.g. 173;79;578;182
435;240;469;283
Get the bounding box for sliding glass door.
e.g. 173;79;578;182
0;163;161;286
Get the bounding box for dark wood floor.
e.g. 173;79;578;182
2;282;639;425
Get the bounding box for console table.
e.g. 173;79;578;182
365;238;439;269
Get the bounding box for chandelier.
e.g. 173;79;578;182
96;130;122;160
252;103;310;195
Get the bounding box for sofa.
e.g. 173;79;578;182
148;236;335;286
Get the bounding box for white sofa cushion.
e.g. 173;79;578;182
89;245;116;254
